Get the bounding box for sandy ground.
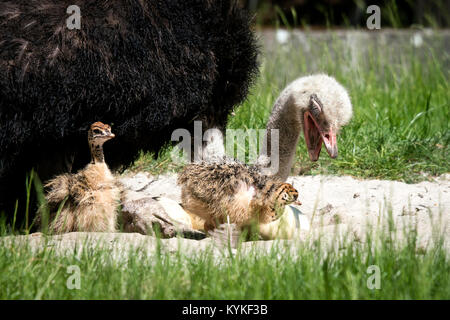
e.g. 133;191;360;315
287;174;449;249
120;172;449;250
3;173;448;256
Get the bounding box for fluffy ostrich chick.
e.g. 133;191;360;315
178;74;353;234
40;122;120;233
178;161;300;232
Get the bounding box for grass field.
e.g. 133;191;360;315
1;26;449;299
131;30;449;183
1;224;448;299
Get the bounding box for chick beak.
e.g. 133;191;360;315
303;111;323;161
320;128;338;159
303;111;338;160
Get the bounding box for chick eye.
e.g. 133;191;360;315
93;129;101;134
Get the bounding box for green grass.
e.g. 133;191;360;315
0;224;448;299
130;30;449;183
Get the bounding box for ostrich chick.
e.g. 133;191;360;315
40;122;120;233
178;161;300;232
178;74;352;234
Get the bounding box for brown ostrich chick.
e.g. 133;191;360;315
178;161;300;232
178;74;353;234
39;122;120;234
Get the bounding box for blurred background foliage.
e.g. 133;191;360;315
238;0;450;28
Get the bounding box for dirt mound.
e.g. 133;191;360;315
3;173;448;257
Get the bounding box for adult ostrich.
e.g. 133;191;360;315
0;0;258;217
